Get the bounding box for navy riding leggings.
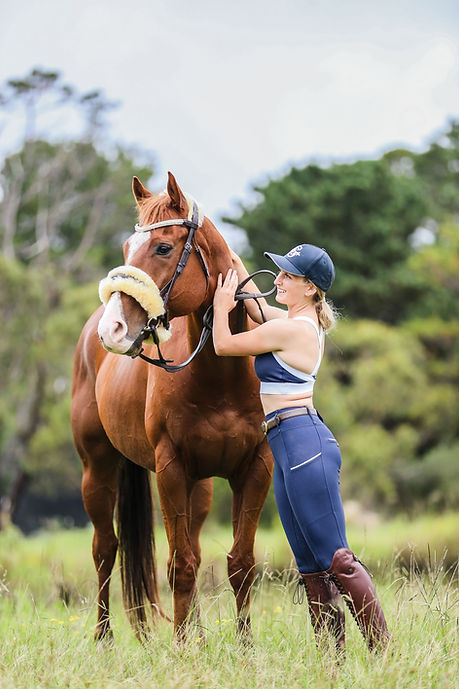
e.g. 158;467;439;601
265;407;349;574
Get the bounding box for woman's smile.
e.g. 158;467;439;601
274;271;306;303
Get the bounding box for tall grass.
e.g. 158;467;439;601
0;517;457;689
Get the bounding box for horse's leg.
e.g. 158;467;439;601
188;478;213;575
72;373;121;642
187;478;213;634
80;447;121;641
228;448;272;638
156;453;200;640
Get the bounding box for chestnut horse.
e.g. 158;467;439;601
71;173;273;640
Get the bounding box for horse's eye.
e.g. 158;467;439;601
155;243;173;256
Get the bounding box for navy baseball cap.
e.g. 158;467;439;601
264;244;335;291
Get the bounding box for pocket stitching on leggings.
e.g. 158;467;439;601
289;452;322;471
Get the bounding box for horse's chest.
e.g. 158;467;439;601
155;409;261;478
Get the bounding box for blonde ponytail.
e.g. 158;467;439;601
313;287;338;331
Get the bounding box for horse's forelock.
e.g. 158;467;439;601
137;192;174;226
138;189;206;230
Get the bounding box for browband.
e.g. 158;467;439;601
134;218;193;232
134;194;203;233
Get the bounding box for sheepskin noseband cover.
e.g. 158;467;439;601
99;265;172;344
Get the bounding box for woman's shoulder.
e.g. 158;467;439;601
262;316;319;332
257;316;318;350
260;317;299;332
293;316;322;335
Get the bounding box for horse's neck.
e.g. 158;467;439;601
186;305;249;371
185;239;246;370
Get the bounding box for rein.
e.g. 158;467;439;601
119;197;275;372
135;269;276;373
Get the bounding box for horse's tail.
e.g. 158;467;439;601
116;458;168;637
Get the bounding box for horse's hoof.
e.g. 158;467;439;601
94;626;114;646
236;619;254;650
194;632;207;647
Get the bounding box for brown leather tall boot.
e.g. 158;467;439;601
327;548;391;652
300;571;346;656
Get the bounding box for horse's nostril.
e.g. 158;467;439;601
110;320;128;343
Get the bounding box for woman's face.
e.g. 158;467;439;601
274;270;315;306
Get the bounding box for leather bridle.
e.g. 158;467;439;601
125;199;209;366
135;200;210;311
127;201;276;372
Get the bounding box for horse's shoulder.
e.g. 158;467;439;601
74;306;108;378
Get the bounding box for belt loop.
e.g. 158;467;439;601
275;414;281;427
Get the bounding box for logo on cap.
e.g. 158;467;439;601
286;246;302;258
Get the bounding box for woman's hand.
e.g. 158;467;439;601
213;269;239;313
213;269;287;357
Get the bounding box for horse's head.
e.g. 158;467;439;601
98;173;221;356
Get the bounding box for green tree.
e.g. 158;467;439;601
0;259;100;520
225;158;427;322
0;68;155;527
1;139;153;279
383;119;459;221
315;319;459;513
406;220;459;320
0;67;154;280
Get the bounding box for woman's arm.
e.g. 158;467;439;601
213;269;290;356
229;249;287;323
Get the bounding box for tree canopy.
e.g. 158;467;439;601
225;120;459;323
0;68;154;526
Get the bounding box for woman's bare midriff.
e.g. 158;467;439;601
261;392;315;416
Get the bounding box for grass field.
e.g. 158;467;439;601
0;514;457;688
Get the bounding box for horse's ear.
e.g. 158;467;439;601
167;172;187;211
132;176;152;202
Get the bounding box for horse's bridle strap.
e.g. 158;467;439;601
137;270;276;373
134;200;208;308
129;199;275;373
134;218;196;232
138;304;214;372
134;196;202;234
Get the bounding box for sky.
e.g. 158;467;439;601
1;0;459;245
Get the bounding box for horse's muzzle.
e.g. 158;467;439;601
98;265;172;349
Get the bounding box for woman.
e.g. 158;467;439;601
213;243;390;655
